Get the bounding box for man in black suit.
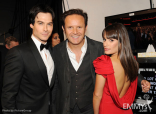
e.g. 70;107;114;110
1;4;56;114
0;36;19;114
53;9;151;114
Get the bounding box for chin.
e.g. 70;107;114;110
42;37;49;41
105;52;111;55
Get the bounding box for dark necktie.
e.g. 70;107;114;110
40;43;49;51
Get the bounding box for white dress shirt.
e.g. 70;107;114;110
66;37;87;71
31;35;54;85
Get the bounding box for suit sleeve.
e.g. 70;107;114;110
98;43;104;56
51;74;58;114
51;47;58;114
1;48;24;113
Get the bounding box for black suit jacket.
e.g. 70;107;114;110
0;46;8;114
53;36;104;114
1;39;56;114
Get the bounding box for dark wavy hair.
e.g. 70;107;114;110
29;4;55;25
102;23;138;82
62;9;88;27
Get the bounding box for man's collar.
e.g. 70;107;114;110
31;35;47;52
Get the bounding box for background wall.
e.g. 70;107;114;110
63;0;155;42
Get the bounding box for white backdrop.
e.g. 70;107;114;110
63;0;154;42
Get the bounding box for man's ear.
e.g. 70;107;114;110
30;24;33;29
85;25;88;30
5;44;10;50
62;26;65;32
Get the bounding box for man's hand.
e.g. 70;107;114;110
141;80;151;93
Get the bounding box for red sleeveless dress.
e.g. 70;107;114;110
93;55;138;114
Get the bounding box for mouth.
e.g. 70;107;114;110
71;35;79;39
104;48;110;51
42;33;49;36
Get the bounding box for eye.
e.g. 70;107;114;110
48;23;52;26
39;22;42;25
54;36;57;39
103;39;106;41
109;39;114;42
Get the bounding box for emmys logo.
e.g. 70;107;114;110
123;94;153;112
143;94;150;100
142;94;153;112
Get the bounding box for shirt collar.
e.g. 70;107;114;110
66;36;87;53
31;35;47;52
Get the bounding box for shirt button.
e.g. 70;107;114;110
76;80;77;81
68;81;70;83
76;74;78;76
76;92;77;93
76;86;77;88
76;98;77;99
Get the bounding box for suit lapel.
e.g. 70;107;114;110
60;41;70;83
87;37;98;85
28;39;49;86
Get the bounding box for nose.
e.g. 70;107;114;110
73;28;78;34
103;40;107;47
58;38;60;42
44;25;48;31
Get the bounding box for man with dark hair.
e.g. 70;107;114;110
53;9;150;114
1;4;56;114
61;9;88;28
5;36;19;50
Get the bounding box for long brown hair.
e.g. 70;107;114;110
102;23;138;82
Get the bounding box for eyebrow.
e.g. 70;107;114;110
37;21;53;23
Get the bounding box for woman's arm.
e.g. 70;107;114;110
93;74;106;114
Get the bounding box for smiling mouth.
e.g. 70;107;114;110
72;35;79;39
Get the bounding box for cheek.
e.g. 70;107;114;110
103;42;105;47
113;42;118;51
66;30;72;35
49;26;53;31
65;29;73;36
34;27;40;33
80;29;86;34
52;39;57;43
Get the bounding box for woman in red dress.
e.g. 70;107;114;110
93;23;139;114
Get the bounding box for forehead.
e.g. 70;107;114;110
64;14;85;25
52;33;59;37
35;12;52;22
